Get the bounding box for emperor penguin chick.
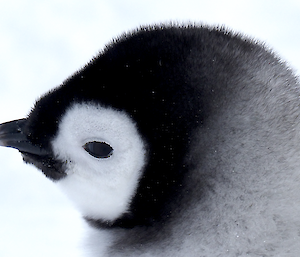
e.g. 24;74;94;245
1;25;300;256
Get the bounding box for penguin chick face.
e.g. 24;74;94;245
0;26;206;228
52;103;146;222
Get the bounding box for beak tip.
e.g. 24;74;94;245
0;119;47;156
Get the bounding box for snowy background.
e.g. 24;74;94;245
0;1;300;256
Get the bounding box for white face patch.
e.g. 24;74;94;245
51;103;146;222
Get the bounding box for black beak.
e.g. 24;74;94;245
0;119;49;156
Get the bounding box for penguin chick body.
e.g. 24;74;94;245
1;25;300;256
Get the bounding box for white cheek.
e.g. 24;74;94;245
51;103;146;221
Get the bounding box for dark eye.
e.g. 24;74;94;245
83;141;113;158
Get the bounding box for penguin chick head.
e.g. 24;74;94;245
0;26;204;228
